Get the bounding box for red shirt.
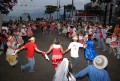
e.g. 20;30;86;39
99;31;103;38
24;42;37;58
42;22;46;28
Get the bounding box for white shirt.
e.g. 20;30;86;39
2;26;8;32
68;42;83;58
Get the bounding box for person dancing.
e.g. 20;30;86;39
84;35;98;65
18;37;44;72
46;38;64;71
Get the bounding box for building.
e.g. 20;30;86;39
75;13;99;23
86;0;120;24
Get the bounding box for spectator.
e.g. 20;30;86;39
109;33;118;56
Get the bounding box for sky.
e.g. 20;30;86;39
3;0;90;20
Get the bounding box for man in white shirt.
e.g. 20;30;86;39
64;35;86;70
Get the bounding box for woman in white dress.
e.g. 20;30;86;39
53;58;76;81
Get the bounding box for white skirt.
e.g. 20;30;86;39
106;38;111;44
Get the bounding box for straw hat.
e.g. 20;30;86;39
72;35;78;41
93;55;108;69
29;37;35;41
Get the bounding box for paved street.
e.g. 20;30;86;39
0;28;120;81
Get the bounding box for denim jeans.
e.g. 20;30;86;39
97;38;107;49
21;57;35;71
71;57;79;70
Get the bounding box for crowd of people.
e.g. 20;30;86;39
0;18;120;81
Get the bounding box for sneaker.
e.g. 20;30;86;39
103;49;107;51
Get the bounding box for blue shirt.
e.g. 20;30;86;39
75;65;111;81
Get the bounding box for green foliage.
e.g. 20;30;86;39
45;5;58;14
85;5;104;16
91;0;112;4
64;4;76;12
0;0;17;15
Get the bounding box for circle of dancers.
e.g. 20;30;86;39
0;19;120;81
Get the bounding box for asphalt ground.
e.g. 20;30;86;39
0;28;120;81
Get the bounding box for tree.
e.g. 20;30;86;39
93;5;104;16
0;0;17;28
0;0;17;15
85;5;104;16
91;0;112;4
91;0;113;25
64;4;76;18
45;5;58;19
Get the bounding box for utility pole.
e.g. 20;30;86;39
104;4;108;27
72;0;74;18
57;0;59;19
63;5;66;21
58;0;60;20
109;3;113;25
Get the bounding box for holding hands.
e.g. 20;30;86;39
41;51;49;61
83;44;87;48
